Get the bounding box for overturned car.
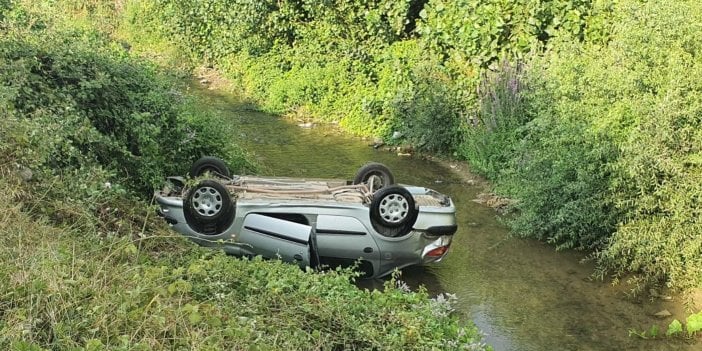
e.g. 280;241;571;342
155;157;457;278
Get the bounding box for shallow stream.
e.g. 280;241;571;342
192;83;695;351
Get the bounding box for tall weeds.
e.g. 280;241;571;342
461;61;530;179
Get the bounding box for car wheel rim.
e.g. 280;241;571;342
192;186;223;217
378;194;408;224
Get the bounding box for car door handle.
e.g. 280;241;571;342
363;247;373;253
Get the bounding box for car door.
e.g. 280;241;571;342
314;215;380;277
237;213;312;267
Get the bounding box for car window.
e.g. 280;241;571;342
255;212;310;226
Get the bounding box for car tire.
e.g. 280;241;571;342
370;185;418;232
189;156;231;178
183;180;235;235
353;162;394;193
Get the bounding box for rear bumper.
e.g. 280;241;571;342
421;235;453;263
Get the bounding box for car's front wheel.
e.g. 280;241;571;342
369;186;418;237
183;179;235;235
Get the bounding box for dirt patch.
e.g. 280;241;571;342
472;192;515;213
425;158;515;213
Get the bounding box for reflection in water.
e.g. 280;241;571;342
192;83;696;351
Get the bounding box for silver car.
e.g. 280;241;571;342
155;157;457;278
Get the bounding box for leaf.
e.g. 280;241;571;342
189;311;202;324
124;243;138;256
648;324;659;338
85;339;105;351
167;283;177;295
685;312;702;335
666;319;683;336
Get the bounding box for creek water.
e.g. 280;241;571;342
192;83;696;351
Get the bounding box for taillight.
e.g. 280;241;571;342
425;245;449;257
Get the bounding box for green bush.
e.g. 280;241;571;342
0;0;10;20
155;0;412;62
145;0;608;151
154;0;294;60
475;0;702;290
498;111;620;250
149;0;412;127
0;25;254;195
393;61;465;153
594;0;702;292
461;54;620;251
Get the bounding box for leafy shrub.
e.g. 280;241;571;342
295;0;413;49
113;0;191;68
460;53;620;250
155;0;413;62
490;40;628;252
154;0;295;60
143;0;612;155
480;0;702;290
393;60;465;153
0;25;255;195
0;0;10;21
589;0;702;292
149;0;416;135
499;112;619;250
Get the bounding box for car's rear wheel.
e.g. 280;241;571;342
189;156;231;178
353;162;394;193
184;180;235;235
370;186;418;237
